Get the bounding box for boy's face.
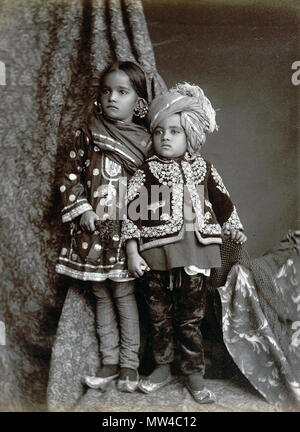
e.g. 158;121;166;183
99;70;139;122
153;114;187;159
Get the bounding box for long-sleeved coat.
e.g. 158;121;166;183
122;153;243;252
56;112;150;282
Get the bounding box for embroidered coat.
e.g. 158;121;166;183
56;112;151;282
122;153;243;252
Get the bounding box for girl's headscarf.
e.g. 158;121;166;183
149;82;218;155
82;106;151;175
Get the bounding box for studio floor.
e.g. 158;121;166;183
73;373;277;413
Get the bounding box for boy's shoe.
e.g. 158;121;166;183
85;374;119;391
185;376;216;404
117;368;139;393
138;366;172;394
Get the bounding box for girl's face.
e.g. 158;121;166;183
100;70;139;122
153;114;187;159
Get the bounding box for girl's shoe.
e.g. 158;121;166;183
85;364;119;391
84;373;119;391
117;368;139;393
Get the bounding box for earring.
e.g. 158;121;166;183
94;100;102;114
134;98;148;119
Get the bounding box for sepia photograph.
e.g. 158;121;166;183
0;0;299;421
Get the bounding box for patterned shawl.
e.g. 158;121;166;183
83;109;151;174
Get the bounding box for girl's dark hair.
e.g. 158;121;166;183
99;60;148;102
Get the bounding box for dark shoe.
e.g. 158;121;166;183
138;373;172;394
186;380;216;404
85;374;119;391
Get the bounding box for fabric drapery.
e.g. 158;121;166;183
218;230;300;411
0;0;166;411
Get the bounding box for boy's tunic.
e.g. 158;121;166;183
122;153;243;263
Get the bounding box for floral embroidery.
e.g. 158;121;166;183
161;213;171;221
141;183;184;238
121;219;140;241
204;211;212;221
148;160;183;186
223;207;244;231
182;161;205;230
201;223;222;235
123;158;243;244
211;165;230;196
127;169;146;201
190;156;207;184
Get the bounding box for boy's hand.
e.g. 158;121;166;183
223;227;247;244
80;210;100;232
127;252;150;278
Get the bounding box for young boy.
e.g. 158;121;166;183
122;82;246;403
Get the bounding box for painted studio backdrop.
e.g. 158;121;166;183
0;0;299;412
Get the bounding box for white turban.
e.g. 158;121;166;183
149;82;218;155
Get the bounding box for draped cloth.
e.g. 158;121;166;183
85;109;152;174
0;0;166;411
218;230;300;411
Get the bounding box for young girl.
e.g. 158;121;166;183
122;82;247;403
56;61;151;393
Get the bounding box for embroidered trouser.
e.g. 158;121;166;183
143;269;206;376
92;280;140;370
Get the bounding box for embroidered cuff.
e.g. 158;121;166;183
62;200;93;223
121;219;141;242
222;207;244;231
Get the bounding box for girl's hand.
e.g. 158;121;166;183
224;227;247;244
127;252;150;278
80;210;100;232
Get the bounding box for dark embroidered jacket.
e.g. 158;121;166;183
122;153;243;252
56;111;150;282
